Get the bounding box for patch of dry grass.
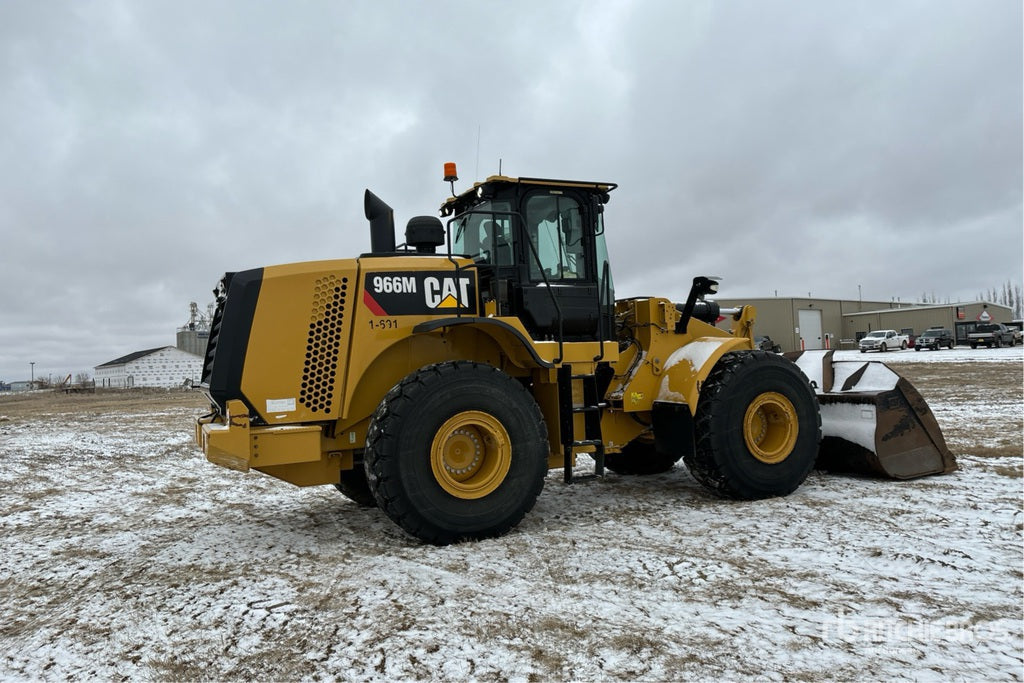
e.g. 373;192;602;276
894;361;1021;398
0;388;206;420
984;460;1023;478
895;361;1023;462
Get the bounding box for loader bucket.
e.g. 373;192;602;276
785;350;957;479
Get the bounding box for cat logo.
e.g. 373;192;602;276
363;270;476;316
424;276;472;309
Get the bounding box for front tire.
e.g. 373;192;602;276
684;351;820;500
364;361;548;545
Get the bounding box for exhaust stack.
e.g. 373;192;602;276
364;189;395;254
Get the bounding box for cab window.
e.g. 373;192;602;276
595;213;615;302
451;200;513;265
525;194;586;281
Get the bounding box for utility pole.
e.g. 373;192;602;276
30;362;35;389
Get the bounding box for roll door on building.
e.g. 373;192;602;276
798;309;824;350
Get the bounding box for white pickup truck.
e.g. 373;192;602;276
858;329;909;353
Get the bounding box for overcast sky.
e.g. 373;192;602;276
1;1;1021;382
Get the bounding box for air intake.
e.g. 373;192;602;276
406;216;445;254
300;274;348;413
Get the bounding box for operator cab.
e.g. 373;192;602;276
441;171;617;342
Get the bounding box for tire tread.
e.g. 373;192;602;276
684;351;820;500
364;361;547;544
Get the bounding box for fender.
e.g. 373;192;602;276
655;336;751;414
413;317;555;369
340;329;505;423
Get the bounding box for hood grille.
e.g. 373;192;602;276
300;275;348;413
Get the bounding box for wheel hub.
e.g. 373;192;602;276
743;391;798;464
441;428;483;475
430;411;511;499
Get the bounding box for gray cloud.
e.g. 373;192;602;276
1;0;1020;381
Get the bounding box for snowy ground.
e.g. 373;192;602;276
1;348;1021;680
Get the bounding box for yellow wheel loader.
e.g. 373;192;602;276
194;167;956;544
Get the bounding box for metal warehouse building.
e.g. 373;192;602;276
94;346;203;388
714;297;1013;352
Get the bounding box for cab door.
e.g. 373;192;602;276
513;190;604;341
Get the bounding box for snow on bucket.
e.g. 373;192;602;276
785;350;957;479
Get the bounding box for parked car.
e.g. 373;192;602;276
754;335;782;353
915;328;954;351
1006;323;1023;345
858;329;909;353
968;323;1016;349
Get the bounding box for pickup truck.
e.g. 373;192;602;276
858;329;909;353
968;323;1017;348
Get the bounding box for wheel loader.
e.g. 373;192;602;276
193;166;956;544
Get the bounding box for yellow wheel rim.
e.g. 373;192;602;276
430;411;512;499
743;391;799;464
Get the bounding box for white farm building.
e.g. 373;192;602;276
94;346;202;389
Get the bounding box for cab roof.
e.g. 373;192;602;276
440;175;617;217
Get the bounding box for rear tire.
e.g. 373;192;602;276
900;340;908;350
364;361;548;544
684;351;820;500
333;466;376;507
605;441;681;475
